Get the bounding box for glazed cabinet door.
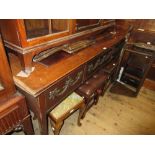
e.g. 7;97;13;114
24;19;70;39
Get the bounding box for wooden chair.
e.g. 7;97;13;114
48;92;85;135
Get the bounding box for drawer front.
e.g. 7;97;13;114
46;66;84;110
86;48;112;78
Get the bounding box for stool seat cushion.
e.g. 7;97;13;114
78;82;96;97
77;72;109;97
50;92;83;119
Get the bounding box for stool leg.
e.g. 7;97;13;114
94;94;99;105
81;98;89;119
77;104;85;126
52;121;64;135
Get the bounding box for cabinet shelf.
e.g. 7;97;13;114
124;72;141;81
118;81;137;92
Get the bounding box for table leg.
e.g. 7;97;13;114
38;94;48;135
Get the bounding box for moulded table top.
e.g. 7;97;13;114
9;28;127;97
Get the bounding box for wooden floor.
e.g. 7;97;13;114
14;86;155;135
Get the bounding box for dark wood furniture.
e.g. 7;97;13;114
0;93;34;135
7;25;127;134
0;34;34;135
76;69;109;118
0;19;115;73
76;35;125;117
117;19;155;91
119;30;155;96
49;92;85;135
0;35;16;100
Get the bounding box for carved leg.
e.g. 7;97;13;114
51;121;64;135
77;104;85;126
17;52;33;73
22;115;34;135
81;98;89;119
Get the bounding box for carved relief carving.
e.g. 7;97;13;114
49;71;83;100
87;53;111;74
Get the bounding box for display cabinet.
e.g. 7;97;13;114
0;34;16;100
76;19;114;32
0;19;115;72
24;19;69;39
0;34;34;134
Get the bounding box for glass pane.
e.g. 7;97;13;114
76;19;100;31
24;19;49;39
51;19;68;33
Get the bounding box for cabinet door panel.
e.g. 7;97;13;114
76;19;100;31
24;19;49;39
24;19;69;39
51;19;69;33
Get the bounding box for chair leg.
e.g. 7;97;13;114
77;104;85;126
81;108;87;119
51;120;64;135
81;97;97;119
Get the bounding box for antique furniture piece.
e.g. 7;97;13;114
76;37;125;117
0;19;115;72
6;20;127;134
0;93;34;135
119;29;155;96
0;34;16;100
76;69;109;118
117;19;155;91
49;92;85;135
0;34;34;135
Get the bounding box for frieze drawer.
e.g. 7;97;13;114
86;48;112;78
45;66;84;110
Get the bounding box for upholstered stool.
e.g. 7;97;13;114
76;70;109;118
92;70;110;96
49;92;85;135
